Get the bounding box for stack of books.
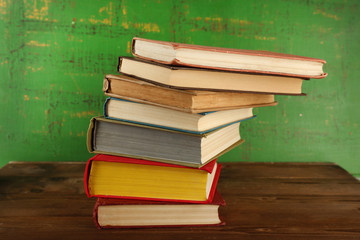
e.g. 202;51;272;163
84;37;327;229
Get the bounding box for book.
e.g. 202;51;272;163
103;74;278;113
87;116;244;168
118;57;306;95
104;97;256;134
84;154;221;203
93;190;225;229
132;37;327;79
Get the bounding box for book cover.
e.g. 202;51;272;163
93;190;226;229
103;97;256;134
103;74;278;113
84;154;221;203
87;116;244;168
118;57;307;95
132;37;327;79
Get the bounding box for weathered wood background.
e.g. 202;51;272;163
0;0;359;176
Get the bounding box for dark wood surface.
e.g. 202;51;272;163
0;161;360;240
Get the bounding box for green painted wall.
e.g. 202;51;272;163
1;0;359;176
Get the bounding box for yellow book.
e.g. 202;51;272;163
85;154;221;203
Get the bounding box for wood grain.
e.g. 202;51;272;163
1;162;360;239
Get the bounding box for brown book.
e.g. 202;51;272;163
104;74;278;113
132;37;327;79
118;57;307;95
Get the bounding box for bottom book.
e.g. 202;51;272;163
93;190;226;229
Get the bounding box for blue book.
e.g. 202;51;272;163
104;98;256;134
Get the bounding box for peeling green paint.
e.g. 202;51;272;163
0;0;359;175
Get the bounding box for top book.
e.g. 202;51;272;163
132;37;327;79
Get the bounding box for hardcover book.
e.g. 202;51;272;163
84;154;221;203
93;190;226;229
132;37;327;79
104;74;278;113
104;97;256;134
87;117;244;168
118;57;306;95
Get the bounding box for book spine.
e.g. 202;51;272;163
86;118;96;153
207;163;222;202
117;56;123;73
103;78;110;93
103;97;111;118
93;198;102;229
84;158;94;198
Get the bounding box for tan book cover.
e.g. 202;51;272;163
104;74;278;113
118;57;307;95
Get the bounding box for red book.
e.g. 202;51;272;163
132;37;327;79
93;190;226;229
84;154;221;203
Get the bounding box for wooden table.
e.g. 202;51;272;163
0;162;360;240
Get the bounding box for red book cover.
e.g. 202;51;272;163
132;37;327;79
93;190;226;229
84;154;221;203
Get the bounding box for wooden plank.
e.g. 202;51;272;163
1;161;355;179
1;217;360;240
0;176;85;195
2;162;359;196
0;162;86;177
220;162;357;180
1;196;360;231
0;162;360;239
